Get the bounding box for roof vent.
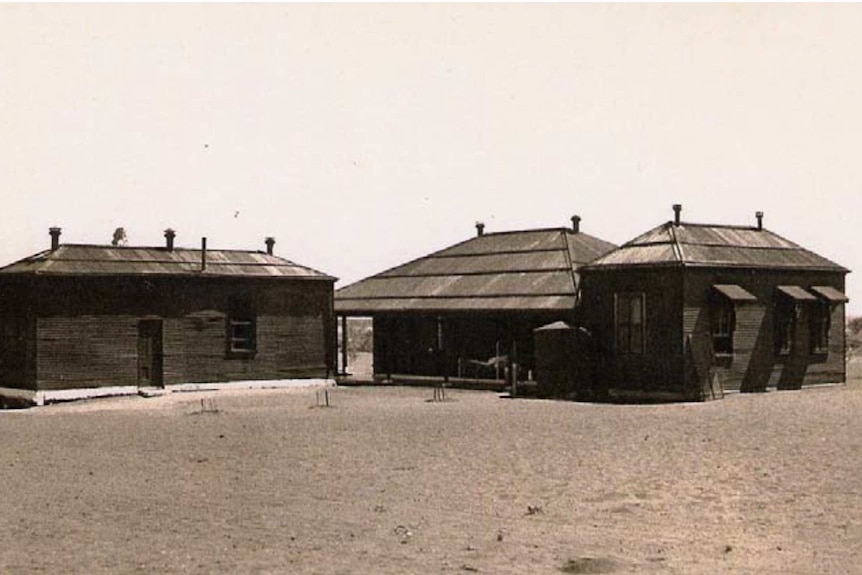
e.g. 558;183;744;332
475;222;485;237
201;237;207;271
672;204;682;226
164;228;176;251
49;227;62;251
265;237;275;255
756;211;764;230
571;215;581;234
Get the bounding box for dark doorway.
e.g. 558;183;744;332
138;320;164;387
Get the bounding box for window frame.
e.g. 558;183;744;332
615;292;645;355
809;301;831;355
774;298;796;357
710;298;736;356
226;296;257;359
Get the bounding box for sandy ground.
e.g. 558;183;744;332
2;368;862;574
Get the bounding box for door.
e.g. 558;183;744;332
138;320;164;387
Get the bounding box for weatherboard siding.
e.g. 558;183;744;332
579;268;687;394
164;313;329;385
23;276;333;391
37;315;138;390
0;279;37;390
682;270;846;393
35;310;330;391
0;313;37;390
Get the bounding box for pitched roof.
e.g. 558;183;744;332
0;244;334;280
335;228;617;314
583;221;848;273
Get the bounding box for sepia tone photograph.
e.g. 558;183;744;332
0;4;860;574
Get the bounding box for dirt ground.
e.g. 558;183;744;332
2;367;862;574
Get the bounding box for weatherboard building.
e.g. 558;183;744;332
578;205;850;400
335;216;617;385
0;228;336;406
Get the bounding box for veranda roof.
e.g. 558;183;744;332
336;227;617;314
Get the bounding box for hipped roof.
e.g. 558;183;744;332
583;221;848;273
336;228;617;314
0;244;334;280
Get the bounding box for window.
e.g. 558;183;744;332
615;292;645;355
709;284;756;356
227;296;256;357
810;302;831;354
774;299;795;356
711;300;735;355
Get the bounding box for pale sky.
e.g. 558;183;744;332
1;4;860;314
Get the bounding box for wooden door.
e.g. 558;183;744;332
138;320;164;387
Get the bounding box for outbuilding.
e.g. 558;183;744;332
335;217;616;386
0;228;336;406
578;205;850;401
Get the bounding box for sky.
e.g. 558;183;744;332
1;4;860;314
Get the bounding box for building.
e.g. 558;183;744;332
0;228;336;406
578;205;850;401
335;217;617;384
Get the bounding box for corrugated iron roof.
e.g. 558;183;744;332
0;244;334;280
335;295;577;312
810;285;850;302
713;284;757;302
584;221;848;272
777;285;818;301
336;227;617;314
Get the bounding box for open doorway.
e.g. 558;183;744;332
137;319;164;388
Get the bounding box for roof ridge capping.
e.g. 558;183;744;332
55;241;290;253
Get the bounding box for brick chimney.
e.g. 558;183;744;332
49;227;62;251
672;204;682;226
164;228;176;251
475;222;485;237
756;211;764;230
571;215;581;234
265;237;275;255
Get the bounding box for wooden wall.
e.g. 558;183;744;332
683;269;846;392
36;315;139;389
579;266;847;399
0;278;37;390
579;268;686;395
12;275;335;391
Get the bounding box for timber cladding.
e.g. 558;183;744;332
682;269;846;392
579;268;686;394
580;266;847;399
3;275;334;392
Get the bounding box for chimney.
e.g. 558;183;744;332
756;211;764;230
164;228;176;251
571;215;581;234
201;237;207;271
475;221;485;237
672;204;682;226
265;237;275;255
49;227;62;251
